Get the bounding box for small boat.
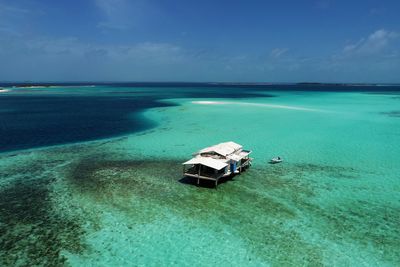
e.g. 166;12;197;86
269;157;283;164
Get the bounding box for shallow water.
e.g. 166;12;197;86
0;85;399;266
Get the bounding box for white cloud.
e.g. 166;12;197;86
0;1;44;38
0;26;21;36
343;29;399;55
315;0;331;10
0;32;188;81
270;48;288;58
0;2;29;15
11;36;183;62
95;0;132;29
0;2;30;36
95;0;157;30
370;7;385;15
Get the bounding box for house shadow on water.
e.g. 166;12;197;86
178;174;238;189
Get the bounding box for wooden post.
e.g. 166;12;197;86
215;179;218;189
197;165;201;186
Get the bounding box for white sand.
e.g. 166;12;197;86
192;100;325;112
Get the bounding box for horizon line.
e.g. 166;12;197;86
1;81;400;86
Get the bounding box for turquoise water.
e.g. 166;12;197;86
0;86;399;266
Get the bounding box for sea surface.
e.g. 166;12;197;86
0;84;399;266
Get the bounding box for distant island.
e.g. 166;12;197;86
296;82;387;86
0;82;399;91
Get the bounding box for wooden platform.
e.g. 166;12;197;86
183;159;251;188
182;141;253;188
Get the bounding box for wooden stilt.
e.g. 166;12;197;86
197;165;201;186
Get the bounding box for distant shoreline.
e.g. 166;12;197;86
1;82;399;87
0;84;97;90
0;82;399;92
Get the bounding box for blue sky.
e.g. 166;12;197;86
0;0;399;83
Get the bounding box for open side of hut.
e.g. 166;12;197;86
182;141;252;187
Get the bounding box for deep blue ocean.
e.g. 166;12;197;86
1;83;399;153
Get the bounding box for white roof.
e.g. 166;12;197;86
198;141;243;156
239;150;251;157
227;154;243;161
228;150;251;161
223;141;243;150
182;157;228;170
